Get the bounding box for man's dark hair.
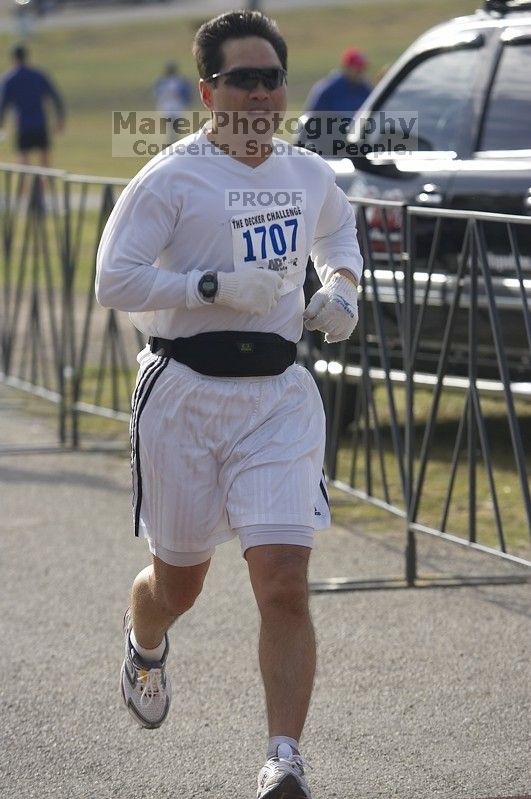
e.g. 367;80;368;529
192;10;287;79
11;44;28;64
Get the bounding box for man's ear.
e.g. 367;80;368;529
199;79;213;110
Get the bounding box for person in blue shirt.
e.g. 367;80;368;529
0;44;65;167
304;47;372;116
152;62;192;145
152;62;192;119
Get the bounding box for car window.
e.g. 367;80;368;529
365;47;483;154
478;42;531;151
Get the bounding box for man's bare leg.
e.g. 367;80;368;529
131;555;211;648
246;544;315;741
121;554;211;729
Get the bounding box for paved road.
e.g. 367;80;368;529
1;384;530;798
0;0;408;34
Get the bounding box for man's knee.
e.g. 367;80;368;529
151;557;209;616
247;545;311;616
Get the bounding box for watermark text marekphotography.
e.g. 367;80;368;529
111;110;419;158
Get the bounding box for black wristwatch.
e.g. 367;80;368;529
198;271;218;303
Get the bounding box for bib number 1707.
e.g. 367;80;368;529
242;218;298;262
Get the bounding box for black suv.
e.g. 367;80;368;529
299;0;531;381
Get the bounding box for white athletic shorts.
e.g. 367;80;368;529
130;346;330;562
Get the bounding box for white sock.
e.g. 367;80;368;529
131;629;165;662
267;736;299;758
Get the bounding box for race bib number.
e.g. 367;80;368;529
230;206;307;296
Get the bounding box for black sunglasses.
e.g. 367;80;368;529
205;67;287;91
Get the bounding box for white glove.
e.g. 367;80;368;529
186;269;283;316
303;272;359;343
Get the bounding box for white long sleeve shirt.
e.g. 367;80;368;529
96;127;362;342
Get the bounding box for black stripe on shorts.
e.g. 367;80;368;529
319;470;329;508
130;356;169;537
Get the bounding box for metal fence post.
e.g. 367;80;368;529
404;206;417;586
62;176;77;448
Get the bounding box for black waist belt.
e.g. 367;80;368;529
149;331;297;377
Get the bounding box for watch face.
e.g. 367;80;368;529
202;278;216;293
199;272;218;299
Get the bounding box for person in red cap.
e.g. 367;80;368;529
304;47;372;116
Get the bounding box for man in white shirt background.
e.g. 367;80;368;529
152;61;192;143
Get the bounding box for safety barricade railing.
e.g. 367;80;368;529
320;198;409;519
0;165;138;447
1;163;530;577
404;207;531;577
0;162;68;441
62;173;136;447
314;198;531;579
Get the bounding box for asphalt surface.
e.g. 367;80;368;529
0;0;409;34
1;383;530;799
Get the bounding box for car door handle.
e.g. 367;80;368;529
525;189;531;210
415;184;443;205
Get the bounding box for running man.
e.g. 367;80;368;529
96;10;362;799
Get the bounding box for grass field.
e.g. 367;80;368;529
0;0;479;177
331;386;531;556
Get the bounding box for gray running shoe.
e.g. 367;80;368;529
257;743;312;799
120;608;172;729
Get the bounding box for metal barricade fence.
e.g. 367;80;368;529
319;198;531;578
1;164;530;576
403;207;531;578
0;163;68;440
62;173;135;447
